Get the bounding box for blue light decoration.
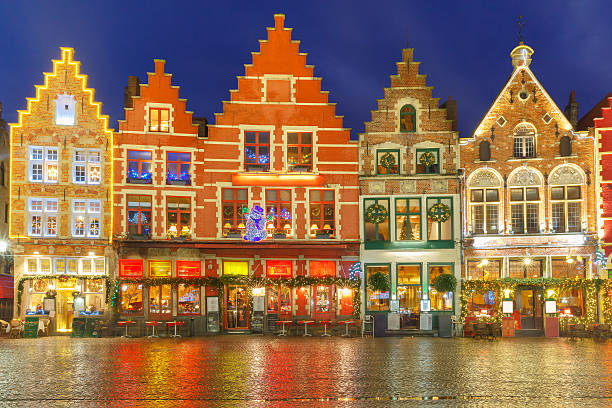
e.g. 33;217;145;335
127;168;151;180
349;262;361;280
485;290;495;305
243;205;273;242
280;208;291;220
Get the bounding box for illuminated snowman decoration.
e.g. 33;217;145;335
243;205;272;242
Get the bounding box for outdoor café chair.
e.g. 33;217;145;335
474;322;488;339
362;315;374;337
9;319;23;338
0;320;9;337
569;323;587;341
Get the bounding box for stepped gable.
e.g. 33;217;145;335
214;14;345;131
363;48;455;136
119;60;198;135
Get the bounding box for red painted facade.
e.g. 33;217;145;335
591;95;612;258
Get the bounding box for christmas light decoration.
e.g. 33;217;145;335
243;205;273;242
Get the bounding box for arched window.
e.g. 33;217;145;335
559;136;572;157
508;167;542;234
400;105;416;133
479;140;491;161
513;123;536;158
468;169;501;234
550;165;584;233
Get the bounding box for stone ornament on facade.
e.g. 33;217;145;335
368;181;385;194
508;167;540;186
400;180;416;193
469;169;501;187
549;165;584;186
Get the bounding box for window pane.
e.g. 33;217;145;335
471;189;483;202
485;189;499;202
551;187;565;200
526;188;539;201
567;186;581;200
397;265;420;285
288;133;299;144
510;189;523;201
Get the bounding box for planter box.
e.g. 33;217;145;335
128;233;150;240
246;164;268;172
290;165;311;172
227;233;242;238
126;177;152;184
168;179;189;186
315;233;331;239
273;233;286;239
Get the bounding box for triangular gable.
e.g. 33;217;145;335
469;64;572;141
594;96;612;129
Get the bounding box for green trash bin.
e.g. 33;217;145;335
71;318;86;338
23;317;39;338
85;318;99;338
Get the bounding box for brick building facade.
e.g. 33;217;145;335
460;43;600;332
359;47;461;331
0;103;11;321
9;48;113;333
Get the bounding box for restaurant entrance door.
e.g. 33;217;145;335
225;285;249;330
517;288;543;330
56;290;74;333
313;285;334;320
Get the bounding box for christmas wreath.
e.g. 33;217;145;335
379;152;396;170
419;151;436;168
365;203;388;224
223;207;234;217
324;206;334;217
428;203;451;223
311;207;321;217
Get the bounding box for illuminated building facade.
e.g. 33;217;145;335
0;103;11;321
9;48;113;333
113;60;208;332
460;42;600;332
358;47;461;331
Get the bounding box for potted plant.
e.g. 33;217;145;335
368;272;390;293
432;273;457;294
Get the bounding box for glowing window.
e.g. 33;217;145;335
148;260;172;277
55;93;76;126
223;261;249;276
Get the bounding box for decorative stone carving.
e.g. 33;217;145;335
431;180;447;193
400;180;416;193
470;170;500;187
508;168;540;186
549;166;583;185
368;181;385;194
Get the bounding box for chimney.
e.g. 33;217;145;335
192;117;208;138
124;76;140;109
564;90;579;129
440;96;457;131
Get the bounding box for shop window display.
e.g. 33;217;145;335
178;285;201;315
551;257;587;279
120;283;143;314
556;289;584;317
149;285;172;317
397;265;421;328
82;279;104;316
466;259;502;280
428;265;453;311
366;265;390;311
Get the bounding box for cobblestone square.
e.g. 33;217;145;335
0;336;611;407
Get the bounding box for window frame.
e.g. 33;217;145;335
244;131;271;170
72;149;101;185
415;148;440;174
396;263;422;313
127;195;152;237
71;199;101;238
149;107;170;133
309;189;335;238
427;263;454;312
365;263;391;312
509;186;540;234
221;188;248;237
426;197;453;242
166;151;191;184
399;104;417;133
126;149;153;182
166;196;191;238
286;131;313;171
363;198;391;242
376;149;400;175
28;198;58;237
394;197;421;241
469;188;500;235
29;146;58;183
550;185;582;233
265;189;292;235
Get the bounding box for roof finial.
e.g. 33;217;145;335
517;15;525;45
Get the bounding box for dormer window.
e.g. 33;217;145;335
55;94;76;126
400;105;416;132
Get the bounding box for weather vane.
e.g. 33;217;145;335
517;15;525;44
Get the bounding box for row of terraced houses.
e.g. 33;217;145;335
4;14;612;336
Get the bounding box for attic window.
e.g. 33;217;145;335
55;94;76;126
496;116;506;127
542;113;552;124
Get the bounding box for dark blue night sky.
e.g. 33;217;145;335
0;1;610;138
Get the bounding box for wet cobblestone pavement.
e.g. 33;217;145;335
0;336;611;407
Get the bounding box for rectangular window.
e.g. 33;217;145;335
557;289;584;317
551;257;587;278
366;265;390;311
509;258;544;278
309;190;335;238
514;136;535;158
266;189;292;235
148;260;172;277
429;265;453;311
551;186;582;233
166;152;191;184
120;283;143;314
223;260;249;276
176;260;201;278
167;197;191;238
127;150;153;182
30;146;58;183
470;189;499;234
377;150;400;175
149;108;170;132
510;187;539;234
309;260;336;277
178;285;201;315
118;259;144;278
25;258;52;275
29;198;57;237
287;132;313;171
364;198;390;242
244;131;270;170
72;200;101;238
416;149;439;174
222;188;248;237
466;259;502;280
29;198;42;236
266;260;293;278
127;195;152;237
266;285;292;315
426;197;452;241
73;150;101;184
395;198;421;240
